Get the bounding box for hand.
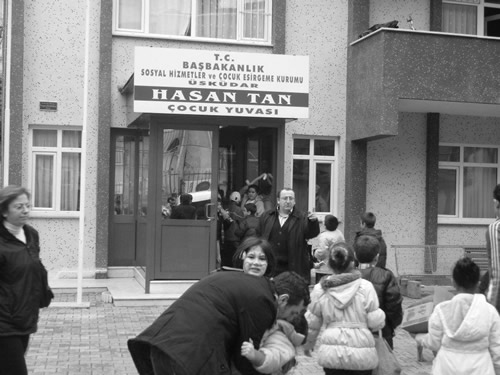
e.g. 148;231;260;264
241;339;256;361
307;212;318;222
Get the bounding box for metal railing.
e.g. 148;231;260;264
392;245;466;278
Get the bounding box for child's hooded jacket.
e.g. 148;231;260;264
419;293;500;375
303;271;385;371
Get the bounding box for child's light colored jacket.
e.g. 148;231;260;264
255;319;303;374
419;293;500;375
304;271;385;371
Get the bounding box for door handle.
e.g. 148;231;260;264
205;203;216;221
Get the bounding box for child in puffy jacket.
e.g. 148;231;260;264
304;242;386;375
241;318;305;374
415;257;500;375
354;235;403;349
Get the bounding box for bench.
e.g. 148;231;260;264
464;246;488;273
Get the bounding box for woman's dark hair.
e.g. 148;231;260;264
328;242;355;273
0;186;31;219
232;237;275;277
247;184;260;194
453;257;480;290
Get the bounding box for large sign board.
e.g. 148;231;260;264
134;47;309;118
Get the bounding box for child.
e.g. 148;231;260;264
313;215;345;282
241;318;305;374
354;212;387;268
415;257;500;374
304;242;385;374
354;235;403;349
235;202;261;241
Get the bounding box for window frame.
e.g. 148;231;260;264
291;137;339;219
29;127;82;218
438;142;498;225
442;0;500;36
112;0;273;46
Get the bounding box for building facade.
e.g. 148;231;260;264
2;0;499;289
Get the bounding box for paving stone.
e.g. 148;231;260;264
26;292;432;375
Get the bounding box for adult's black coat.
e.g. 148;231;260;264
0;223;43;335
259;208;320;282
128;271;277;375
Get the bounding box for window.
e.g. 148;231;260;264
438;144;497;222
442;0;500;37
292;138;337;215
30;128;82;212
113;0;272;44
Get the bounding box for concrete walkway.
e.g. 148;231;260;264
26;289;434;375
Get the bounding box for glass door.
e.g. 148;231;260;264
154;127;218;279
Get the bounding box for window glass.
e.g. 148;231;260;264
314;140;335;156
61;153;81;211
150;0;191;35
243;0;266;39
195;0;237;39
62;130;82;148
34;154;54;208
293;139;309;155
442;3;478;35
439;146;460;162
293;159;309;213
33;130;57;147
118;0;142;30
438;169;457;215
315;163;331;212
463;167;497;217
464;147;498;163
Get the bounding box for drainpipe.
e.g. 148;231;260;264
2;0;11;185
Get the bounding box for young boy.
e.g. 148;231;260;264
354;211;387;268
354;235;402;349
313;215;345;283
241;319;305;375
415;257;500;374
235;202;261;241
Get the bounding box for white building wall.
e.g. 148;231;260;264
366;113;427;272
22;0;102;278
284;0;347;223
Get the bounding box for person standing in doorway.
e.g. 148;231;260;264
259;188;320;283
0;186;47;375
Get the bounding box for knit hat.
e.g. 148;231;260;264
230;191;241;203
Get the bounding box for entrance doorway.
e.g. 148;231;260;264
109;121;280;284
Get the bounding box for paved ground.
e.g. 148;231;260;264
25;290;435;375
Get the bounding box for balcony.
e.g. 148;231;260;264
347;28;500;141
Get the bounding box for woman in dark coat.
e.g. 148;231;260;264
0;186;46;375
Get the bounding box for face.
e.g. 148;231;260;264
4;194;30;227
278;190;295;213
247;188;258;200
277;296;305;323
242;245;268;277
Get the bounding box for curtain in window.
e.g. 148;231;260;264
442;3;477;35
61;154;81;211
118;0;142;30
150;0;191;36
243;0;266;39
35;155;54;208
195;0;237;39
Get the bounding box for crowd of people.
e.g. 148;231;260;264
6;182;500;374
